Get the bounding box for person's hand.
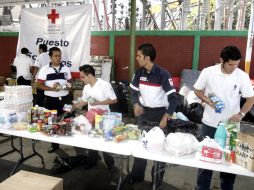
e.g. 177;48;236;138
229;113;244;123
159;113;170;129
89;99;98;106
133;103;144;117
71;102;79;111
53;82;61;91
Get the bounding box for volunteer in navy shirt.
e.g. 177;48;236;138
128;43;179;187
37;47;72;153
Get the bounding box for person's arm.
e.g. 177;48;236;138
194;89;215;108
159;73;177;128
130;72;144;117
36;80;60;91
160;92;178;128
91;98;117;106
32;66;39;78
73;100;88;110
229;96;254;123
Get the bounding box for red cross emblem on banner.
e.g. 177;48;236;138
47;9;59;24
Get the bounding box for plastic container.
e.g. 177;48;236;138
214;122;227;148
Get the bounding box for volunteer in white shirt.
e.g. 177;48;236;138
13;47;33;85
194;46;254;190
33;44;50;106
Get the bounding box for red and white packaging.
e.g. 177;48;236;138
200;137;224;163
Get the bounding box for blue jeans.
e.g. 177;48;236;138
196;124;236;190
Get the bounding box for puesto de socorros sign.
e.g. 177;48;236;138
17;5;92;72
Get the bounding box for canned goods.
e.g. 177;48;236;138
51;110;57;123
37;119;43;131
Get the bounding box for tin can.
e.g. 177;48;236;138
37;119;43;131
51;110;58;123
44;111;51;124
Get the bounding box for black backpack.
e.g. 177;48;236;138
110;81;129;114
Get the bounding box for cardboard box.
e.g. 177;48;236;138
0;170;63;190
237;132;254;147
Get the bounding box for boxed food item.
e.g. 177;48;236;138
235;132;254;171
0;170;63;190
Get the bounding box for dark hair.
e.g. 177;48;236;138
220;46;242;62
39;44;47;52
79;64;95;76
21;47;29;55
138;43;156;61
49;47;61;57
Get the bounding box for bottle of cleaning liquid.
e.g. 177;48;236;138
214;122;227;149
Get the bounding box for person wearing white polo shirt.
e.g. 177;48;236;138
50;64;117;174
194;46;254;190
13;47;33;85
33;44;50;107
37;47;72;153
73;64;117;170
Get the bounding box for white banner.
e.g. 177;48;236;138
17;4;92;72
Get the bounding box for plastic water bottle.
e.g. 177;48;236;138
214;122;227;148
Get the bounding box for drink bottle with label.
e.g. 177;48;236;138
214;122;227;148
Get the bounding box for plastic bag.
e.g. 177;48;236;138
164;132;199;156
74;115;92;134
85;108;107;126
142;126;165;153
166;119;202;141
188;103;204;124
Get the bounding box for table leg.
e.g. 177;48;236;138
153;161;157;190
0;135;19;158
10;137;24;176
116;155;123;190
31;139;45;167
10;138;45;176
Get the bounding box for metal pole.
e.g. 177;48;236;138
129;0;136;82
161;0;166;30
214;0;222;30
141;0;146;30
245;0;254;74
112;0;116;30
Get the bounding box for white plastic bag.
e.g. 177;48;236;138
74;115;92;134
164;132;199;156
142;127;165;153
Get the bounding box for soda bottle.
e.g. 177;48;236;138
214;122;227;148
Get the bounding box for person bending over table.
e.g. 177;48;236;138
194;46;254;190
51;64;117;174
127;43;179;188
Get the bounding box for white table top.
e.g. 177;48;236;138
132;143;254;178
0;128;139;156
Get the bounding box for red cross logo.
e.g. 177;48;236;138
47;9;59;24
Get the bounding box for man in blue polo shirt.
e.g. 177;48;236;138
128;43;179;187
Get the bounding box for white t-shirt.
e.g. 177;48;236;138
34;52;50;79
82;78;117;112
37;64;72;97
13;54;33;80
194;64;254;128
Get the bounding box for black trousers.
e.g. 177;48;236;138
45;95;71;149
35;89;45;107
130;108;166;183
86;150;114;169
55;147;114;169
196;124;236;190
17;76;31;85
